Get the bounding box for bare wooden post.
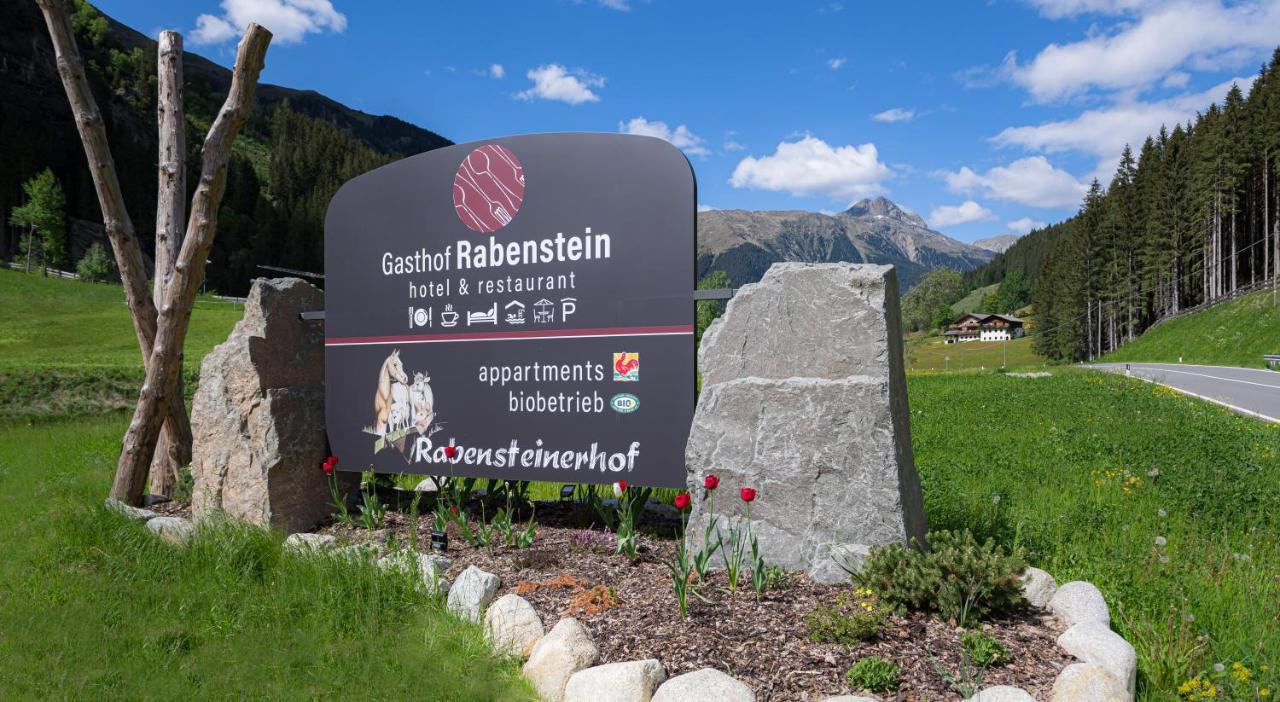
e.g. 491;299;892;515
150;30;186;497
36;0;193;502
112;24;272;506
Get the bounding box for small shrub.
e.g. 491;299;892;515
846;656;901;694
853;529;1027;625
76;242;115;282
961;630;1011;666
758;565;797;591
807;590;886;645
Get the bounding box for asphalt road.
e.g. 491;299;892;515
1091;363;1280;424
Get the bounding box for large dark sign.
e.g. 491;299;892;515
323;133;695;487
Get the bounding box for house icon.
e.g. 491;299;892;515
504;300;526;325
533;298;555;323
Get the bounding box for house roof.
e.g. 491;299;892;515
955;312;1024;324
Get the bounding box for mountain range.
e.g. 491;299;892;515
697;197;996;290
971;234;1020;254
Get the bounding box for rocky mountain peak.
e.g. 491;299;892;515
843;196;928;228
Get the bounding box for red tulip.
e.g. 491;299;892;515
326;455;339;468
444;445;459;460
322;461;334;476
740;487;757;503
673;492;691;511
704;475;720;490
449;506;459;516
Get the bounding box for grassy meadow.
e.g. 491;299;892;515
910;369;1280;699
904;333;1047;373
0;268;241;421
0;414;535;700
1102;287;1280;368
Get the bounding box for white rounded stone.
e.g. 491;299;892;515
1048;581;1110;626
484;594;545;659
414;477;438;492
523;618;600;702
652;667;755;702
146;516;194;545
965;686;1036;702
284;532;336;552
1020;566;1058;608
377;551;451;595
564;659;667;702
446;565;500;622
1058;621;1137;695
1051;663;1129;702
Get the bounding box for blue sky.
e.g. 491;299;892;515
98;0;1280;244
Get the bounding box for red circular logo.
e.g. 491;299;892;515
452;144;525;233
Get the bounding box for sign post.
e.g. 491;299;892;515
323;133;696;487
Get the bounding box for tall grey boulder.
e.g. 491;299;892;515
191;278;351;532
686;263;927;583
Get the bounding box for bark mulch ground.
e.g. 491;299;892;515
315;498;1073;701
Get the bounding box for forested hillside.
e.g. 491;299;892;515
962;221;1071;291
1034;50;1280;362
1;0;450;295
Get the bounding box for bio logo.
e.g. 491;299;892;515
610;393;640;414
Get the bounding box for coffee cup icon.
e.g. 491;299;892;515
441;304;459;328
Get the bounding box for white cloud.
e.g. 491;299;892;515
1007;217;1048;234
619;117;709;157
598;0;631;9
1010;1;1280;101
828;57;847;70
189;0;347;45
943;156;1087;209
1022;0;1152;19
993;77;1253;163
697;204;717;212
1162;71;1190;89
517;64;604;105
872;107;916;123
818;2;844;13
723;140;745;152
191;14;236;45
730;135;892;201
929;200;997;228
489;64;505;79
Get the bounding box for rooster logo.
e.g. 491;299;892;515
613;352;639;382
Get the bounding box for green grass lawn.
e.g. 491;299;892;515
910;370;1280;699
904;333;1047;372
1102;287;1280;369
0;269;242;421
0;413;535;700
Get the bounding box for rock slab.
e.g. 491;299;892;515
284;533;337;552
1049;581;1110;626
652;668;755;702
446;565;501;622
1058;622;1137;695
105;497;159;522
524;618;600;702
686;263;927;583
484;594;545;659
191;278;355;534
564;659;666;702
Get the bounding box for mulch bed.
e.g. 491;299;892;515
315;498;1073;701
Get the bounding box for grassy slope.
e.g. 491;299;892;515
911;370;1279;699
0;413;534;700
1103;287;1280;368
953;283;998;314
0;269;241;420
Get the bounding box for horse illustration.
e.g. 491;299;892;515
374;349;408;436
409;371;435;432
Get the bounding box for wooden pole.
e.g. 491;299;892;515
111;24;272;506
149;30;186;497
36;0;194;503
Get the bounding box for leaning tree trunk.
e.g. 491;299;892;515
111;25;272;506
149;30;186;498
36;0;193;502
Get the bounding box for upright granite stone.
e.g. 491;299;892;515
191;278;353;533
687;263;927;583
